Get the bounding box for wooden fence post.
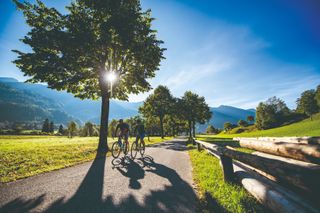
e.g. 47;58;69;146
220;155;234;182
197;143;202;151
192;138;196;145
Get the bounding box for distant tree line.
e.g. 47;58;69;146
220;84;320;132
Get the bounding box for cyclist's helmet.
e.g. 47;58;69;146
137;119;141;124
119;119;123;123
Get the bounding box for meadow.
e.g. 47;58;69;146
0;135;172;182
201;112;320;139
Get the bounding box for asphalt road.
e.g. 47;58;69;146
0;139;197;213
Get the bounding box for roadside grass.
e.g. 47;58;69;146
206;113;320;138
0;135;171;183
189;146;266;213
144;136;173;145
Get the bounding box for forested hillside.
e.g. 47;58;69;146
0;83;73;124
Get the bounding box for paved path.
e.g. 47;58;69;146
0;139;197;213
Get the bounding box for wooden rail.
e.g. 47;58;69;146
194;138;320;213
234;137;320;145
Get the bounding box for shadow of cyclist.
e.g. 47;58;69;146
112;157;145;190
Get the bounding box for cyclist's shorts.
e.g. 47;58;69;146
119;132;129;141
136;133;145;140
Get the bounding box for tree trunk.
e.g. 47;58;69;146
192;121;196;138
159;116;164;139
98;94;110;155
188;120;192;139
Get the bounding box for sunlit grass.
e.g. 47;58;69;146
199;112;320;139
189;146;266;212
0;135;172;182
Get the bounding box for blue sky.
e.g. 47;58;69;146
1;0;320;109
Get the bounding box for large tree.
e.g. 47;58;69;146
296;90;318;120
180;91;212;139
315;85;320;108
13;0;165;154
139;85;174;138
256;96;290;129
41;118;50;133
68;121;77;138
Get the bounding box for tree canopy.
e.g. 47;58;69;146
296;90;318;119
180;91;212;138
223;122;232;131
13;0;165;153
139;85;174;138
256;96;290;129
247;115;254;123
238;119;248;127
314;85;320;108
68;121;77;138
206;125;216;134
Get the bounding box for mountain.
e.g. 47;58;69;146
0;77;141;124
0;83;74;124
197;105;256;132
0;77;255;129
0;77;18;83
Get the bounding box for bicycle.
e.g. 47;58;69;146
130;136;146;159
111;135;129;158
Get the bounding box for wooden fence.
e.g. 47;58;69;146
194;137;320;213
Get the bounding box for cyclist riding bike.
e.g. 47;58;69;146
114;119;130;148
134;119;145;147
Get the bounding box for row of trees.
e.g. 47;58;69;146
66;121;100;138
139;85;212;139
41;119;54;133
220;115;254;132
40;119;99;138
256;85;320;130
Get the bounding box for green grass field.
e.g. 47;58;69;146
188;145;265;212
0;135;172;183
201;112;320;139
190;114;320;212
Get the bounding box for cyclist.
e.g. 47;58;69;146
134;119;145;147
114;119;130;148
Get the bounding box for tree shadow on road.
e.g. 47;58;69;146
0;139;235;213
0;194;46;213
1;152;199;213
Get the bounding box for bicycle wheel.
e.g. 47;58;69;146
139;141;145;156
131;142;138;159
123;141;129;155
111;142;121;158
